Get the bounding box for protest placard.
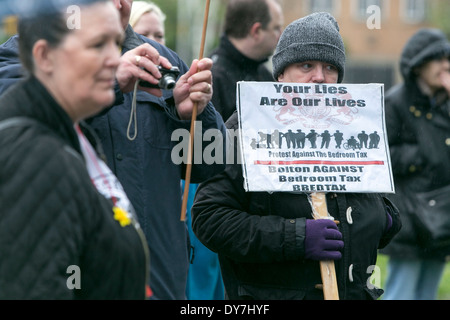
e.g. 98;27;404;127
237;81;394;194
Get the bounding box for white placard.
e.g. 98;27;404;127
237;81;394;193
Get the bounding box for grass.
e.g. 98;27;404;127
376;253;450;300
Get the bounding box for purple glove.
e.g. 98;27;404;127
385;210;393;232
305;219;344;261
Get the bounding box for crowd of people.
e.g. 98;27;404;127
0;0;449;301
0;0;225;300
185;0;284;300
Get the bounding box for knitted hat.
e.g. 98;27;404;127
272;12;346;83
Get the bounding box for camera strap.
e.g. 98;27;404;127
127;80;139;141
124;27;145;141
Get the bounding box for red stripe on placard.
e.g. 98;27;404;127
254;160;385;165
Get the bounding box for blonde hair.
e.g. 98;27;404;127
129;1;166;28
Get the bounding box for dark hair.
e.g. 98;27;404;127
224;0;275;39
18;0;108;73
18;12;69;73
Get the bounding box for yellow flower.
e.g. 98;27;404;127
113;206;131;227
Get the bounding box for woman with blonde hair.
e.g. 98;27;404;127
130;1;166;45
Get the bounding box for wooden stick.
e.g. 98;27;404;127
180;0;211;221
310;192;340;300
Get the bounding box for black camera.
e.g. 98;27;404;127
139;66;180;90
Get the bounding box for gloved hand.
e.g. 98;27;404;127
305;219;344;261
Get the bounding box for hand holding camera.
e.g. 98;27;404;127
117;44;213;120
116;43;174;96
139;65;180;90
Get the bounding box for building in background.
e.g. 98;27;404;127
166;0;448;91
279;0;446;91
2;0;447;91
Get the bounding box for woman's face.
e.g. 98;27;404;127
42;2;123;122
278;61;339;84
417;56;450;93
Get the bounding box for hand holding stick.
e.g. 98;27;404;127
180;0;211;221
310;192;340;300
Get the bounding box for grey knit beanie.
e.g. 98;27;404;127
272;12;346;83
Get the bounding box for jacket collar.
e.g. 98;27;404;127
215;34;269;69
3;75;82;154
122;24;145;52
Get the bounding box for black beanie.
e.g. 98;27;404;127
400;28;450;81
272;12;346;83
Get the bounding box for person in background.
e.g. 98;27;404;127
0;0;149;299
183;179;225;300
0;0;226;300
182;0;284;300
209;0;284;122
131;0;221;300
380;28;450;300
192;12;401;300
90;0;226;300
130;1;166;45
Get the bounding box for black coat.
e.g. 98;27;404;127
0;77;148;299
192;112;401;300
380;79;450;260
86;28;226;299
380;29;450;260
0;30;227;300
209;35;274;122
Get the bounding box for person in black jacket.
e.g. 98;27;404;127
0;0;226;300
380;28;450;300
183;0;284;300
91;0;225;300
0;0;149;299
192;12;401;300
209;0;284;122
